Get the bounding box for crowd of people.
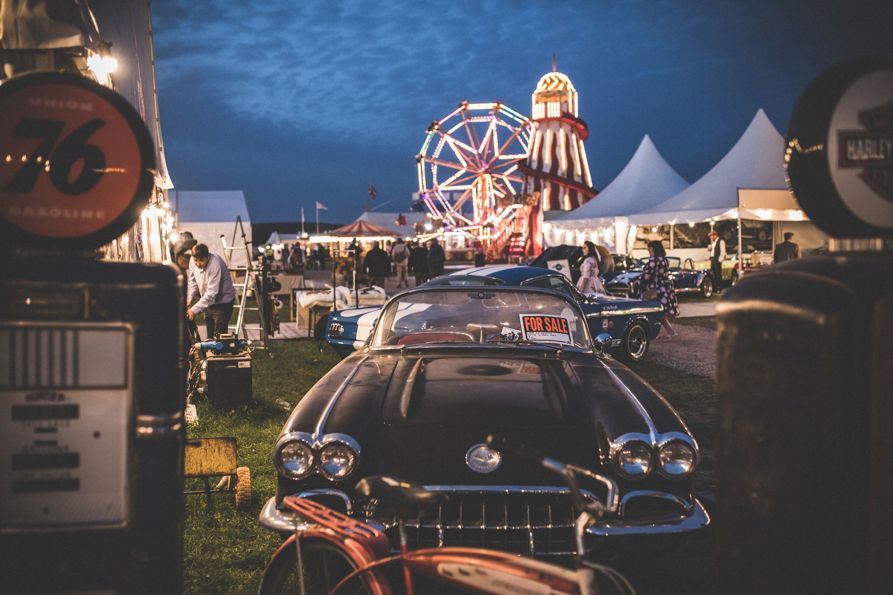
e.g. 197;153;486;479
357;237;446;288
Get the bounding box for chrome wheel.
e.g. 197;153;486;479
621;323;649;362
700;277;714;298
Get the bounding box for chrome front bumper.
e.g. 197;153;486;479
260;492;711;539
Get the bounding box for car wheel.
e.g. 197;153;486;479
619;322;649;362
731;270;739;286
700;277;714;298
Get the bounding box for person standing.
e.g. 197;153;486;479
390;238;411;289
707;230;727;295
362;241;391;288
187;243;237;338
409;241;429;286
576;241;605;294
641;240;678;338
773;232;800;263
427;238;446;279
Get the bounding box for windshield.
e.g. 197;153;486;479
371;288;591;350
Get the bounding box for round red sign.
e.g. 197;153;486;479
0;71;155;249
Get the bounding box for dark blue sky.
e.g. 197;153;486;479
152;0;892;223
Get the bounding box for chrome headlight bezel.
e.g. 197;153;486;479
611;434;653;480
274;432;316;480
317;434;361;481
656;435;698;479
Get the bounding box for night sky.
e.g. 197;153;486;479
152;0;892;223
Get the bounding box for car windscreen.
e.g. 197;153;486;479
371;289;591;350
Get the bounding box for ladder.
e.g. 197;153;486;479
220;216;272;351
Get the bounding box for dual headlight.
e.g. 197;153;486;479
613;435;697;480
274;432;360;481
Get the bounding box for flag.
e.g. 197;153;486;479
368;184;377;199
315;201;328;210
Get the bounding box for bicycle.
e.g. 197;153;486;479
258;434;636;595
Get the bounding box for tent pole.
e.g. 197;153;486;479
737;189;744;275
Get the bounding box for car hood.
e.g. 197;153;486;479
282;349;691;486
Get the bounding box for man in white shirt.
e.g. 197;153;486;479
707;230;727;294
187;243;237;338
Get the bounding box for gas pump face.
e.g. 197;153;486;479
1;322;135;530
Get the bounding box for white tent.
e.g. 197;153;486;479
543;135;690;252
172;190;252;266
629;110;796;225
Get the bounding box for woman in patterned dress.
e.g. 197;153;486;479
641;240;678;338
576;241;605;294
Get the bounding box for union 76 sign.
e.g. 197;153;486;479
0;71;155;249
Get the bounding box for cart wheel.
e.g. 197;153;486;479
234;467;251;509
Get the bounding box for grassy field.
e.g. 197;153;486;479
183;341;716;594
183;341;339;595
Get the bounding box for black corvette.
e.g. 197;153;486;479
260;285;709;557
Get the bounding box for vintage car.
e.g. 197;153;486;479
605;256;738;298
260;285;709;558
326;265;665;362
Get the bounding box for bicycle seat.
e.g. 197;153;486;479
354;476;446;517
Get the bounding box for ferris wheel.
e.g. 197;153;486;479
416;101;531;233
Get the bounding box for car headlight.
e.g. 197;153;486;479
318;435;360;481
275;433;315;480
658;440;696;477
615;440;652;479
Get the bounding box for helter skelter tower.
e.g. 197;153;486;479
519;68;596;254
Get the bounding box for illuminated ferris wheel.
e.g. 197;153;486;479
416;101;531;235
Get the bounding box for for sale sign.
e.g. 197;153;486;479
0;71;155;249
519;313;574;344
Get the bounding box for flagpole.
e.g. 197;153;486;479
316;204;319;235
301;207;305;236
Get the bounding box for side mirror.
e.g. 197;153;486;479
593;333;612;353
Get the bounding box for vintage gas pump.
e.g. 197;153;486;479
716;59;893;594
0;73;185;593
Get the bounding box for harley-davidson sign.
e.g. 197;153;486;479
786;58;893;237
837;101;893;202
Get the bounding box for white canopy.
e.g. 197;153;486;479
543;135;689;251
172;190;252;266
629;110;795;225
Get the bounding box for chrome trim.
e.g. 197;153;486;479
273;431;316;480
618;490;693;516
587;497;710;537
399;358;425;419
317;434;362;481
259;496;312;533
297;488;354;515
586;306;662;317
135;411;182;439
597;361;658;442
313;355;369;441
421;484;586;495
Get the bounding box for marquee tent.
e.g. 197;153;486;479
329;220;400;238
543;135;689;252
172;190;252;266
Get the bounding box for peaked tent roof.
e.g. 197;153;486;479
555;135;689;222
357;211;427;236
629;109;788;224
329;220;400;237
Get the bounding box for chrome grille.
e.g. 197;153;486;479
366;488;586;557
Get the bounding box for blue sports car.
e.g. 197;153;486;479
326;265;665;362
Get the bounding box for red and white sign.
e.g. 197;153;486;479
0;71;154;248
519;313;574;344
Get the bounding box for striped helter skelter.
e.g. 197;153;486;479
521;70;597;254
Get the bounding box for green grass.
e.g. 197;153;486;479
183;340;340;595
183;344;715;594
